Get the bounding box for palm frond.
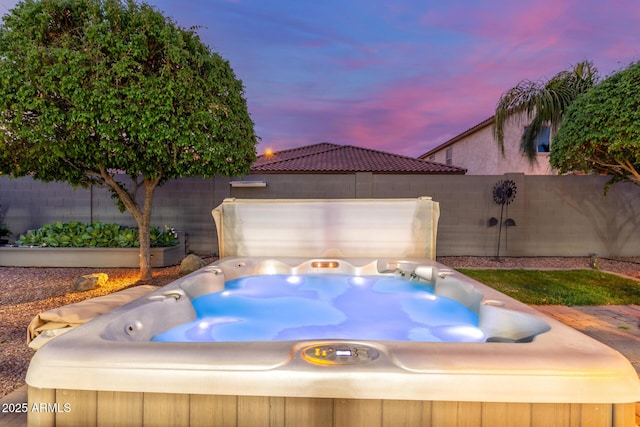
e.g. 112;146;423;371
521;115;543;161
493;60;599;163
493;79;541;152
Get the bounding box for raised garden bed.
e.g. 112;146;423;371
0;222;185;267
0;242;185;268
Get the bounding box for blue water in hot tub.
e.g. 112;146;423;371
152;274;485;343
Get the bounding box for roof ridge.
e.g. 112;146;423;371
250;142;466;174
332;143;463;170
256;142;342;166
339;143;438;163
272;141;337;155
268;142;444;164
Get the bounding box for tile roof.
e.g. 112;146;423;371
251;143;466;174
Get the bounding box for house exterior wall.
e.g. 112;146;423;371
423;118;555;175
1;174;639;258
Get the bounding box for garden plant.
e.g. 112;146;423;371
0;0;257;279
16;221;178;248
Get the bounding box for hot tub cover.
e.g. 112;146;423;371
212;197;440;259
27;285;158;349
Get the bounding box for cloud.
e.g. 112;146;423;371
252;67;501;157
251;5;640;158
3;0;640;157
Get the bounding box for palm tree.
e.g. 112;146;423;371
493;61;599;162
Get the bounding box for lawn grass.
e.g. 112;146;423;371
457;269;640;306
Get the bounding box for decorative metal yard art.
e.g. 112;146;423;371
491;179;517;258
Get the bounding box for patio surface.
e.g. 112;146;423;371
2;304;639;426
535;304;640;426
534;305;640;374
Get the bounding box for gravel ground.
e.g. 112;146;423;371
0;259;215;398
1;255;639;398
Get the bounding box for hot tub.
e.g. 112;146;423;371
26;198;640;426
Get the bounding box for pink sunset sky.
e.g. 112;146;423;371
2;0;639;157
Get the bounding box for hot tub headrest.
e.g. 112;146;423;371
212;197;440;259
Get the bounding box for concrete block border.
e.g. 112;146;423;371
0;233;185;268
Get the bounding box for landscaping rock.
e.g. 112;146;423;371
180;254;207;274
73;273;108;292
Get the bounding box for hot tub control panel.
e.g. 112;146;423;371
301;343;380;365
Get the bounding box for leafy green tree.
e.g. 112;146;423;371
550;61;640;190
493;61;599;162
0;0;257;279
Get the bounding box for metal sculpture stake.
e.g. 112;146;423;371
492;180;517;258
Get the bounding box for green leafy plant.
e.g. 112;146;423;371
0;201;10;239
493;61;599;162
551;61;640;191
0;0;257;279
16;222;178;248
0;222;10;239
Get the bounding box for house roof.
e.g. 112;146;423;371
419;116;495;158
251;142;466;174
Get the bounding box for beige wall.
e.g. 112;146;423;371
215;172;640;258
425;119;555;175
2;174;639;258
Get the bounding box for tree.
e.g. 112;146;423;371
550;61;640;190
493;61;599;162
0;0;257;280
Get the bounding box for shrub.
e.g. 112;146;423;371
17;221;178;248
0;200;10;238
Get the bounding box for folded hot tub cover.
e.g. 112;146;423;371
27;285;158;349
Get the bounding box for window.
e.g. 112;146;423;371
523;125;551;154
445;148;452;165
536;126;551;153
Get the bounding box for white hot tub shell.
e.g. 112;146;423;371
26;198;640;426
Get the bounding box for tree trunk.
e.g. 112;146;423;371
137;218;152;281
98;167;159;281
136;179;158;281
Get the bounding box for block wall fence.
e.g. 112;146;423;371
1;173;639;258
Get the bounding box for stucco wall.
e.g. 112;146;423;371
1;174;639;258
425;119;555;175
